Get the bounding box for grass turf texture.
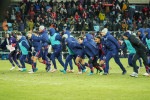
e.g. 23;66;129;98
0;58;150;100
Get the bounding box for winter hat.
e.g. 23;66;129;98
39;25;45;30
102;28;108;34
123;32;130;37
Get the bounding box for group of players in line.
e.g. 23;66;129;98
1;25;150;77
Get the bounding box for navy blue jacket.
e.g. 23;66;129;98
31;34;42;51
103;32;120;54
49;28;62;41
39;29;49;48
81;34;99;58
138;28;146;45
66;37;84;56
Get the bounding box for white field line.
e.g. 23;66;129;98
0;78;63;86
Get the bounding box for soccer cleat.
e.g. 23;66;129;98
46;64;51;72
87;73;94;75
69;70;74;73
33;68;38;72
122;70;127;75
28;69;32;72
18;68;22;71
130;72;138;78
21;68;27;72
103;72;108;75
10;66;16;71
143;73;149;76
28;70;34;74
60;69;64;72
99;70;103;75
82;69;87;73
51;69;57;73
77;71;82;75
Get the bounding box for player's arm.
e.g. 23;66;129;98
55;35;62;41
22;41;30;50
121;42;126;50
108;36;120;49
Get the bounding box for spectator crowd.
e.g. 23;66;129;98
1;0;150;36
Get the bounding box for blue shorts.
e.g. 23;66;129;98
33;50;42;58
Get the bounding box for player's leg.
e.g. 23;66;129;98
131;53;140;77
140;53;150;76
128;54;134;67
12;51;21;68
75;56;82;74
87;57;95;75
104;52;112;75
81;58;88;73
57;52;65;68
19;55;27;72
113;53;126;75
60;55;73;73
51;52;57;69
8;51;16;70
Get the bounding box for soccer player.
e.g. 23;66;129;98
101;28;127;75
0;33;21;70
27;31;51;73
137;28;146;45
60;30;75;73
94;35;106;73
49;28;65;72
61;35;87;74
78;34;101;75
39;25;50;69
121;36;141;72
16;32;29;72
123;32;150;77
144;28;150;76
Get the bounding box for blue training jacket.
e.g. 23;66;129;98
31;34;42;51
81;34;99;58
138;28;146;45
39;29;49;48
65;37;84;56
103;31;120;54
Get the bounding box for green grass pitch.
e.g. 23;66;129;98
0;58;150;100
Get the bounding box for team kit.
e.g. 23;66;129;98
1;26;150;78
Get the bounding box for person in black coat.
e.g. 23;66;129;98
123;32;150;77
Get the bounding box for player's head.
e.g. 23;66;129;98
95;36;101;43
27;31;32;39
101;28;108;36
78;36;84;44
145;30;148;36
5;33;9;38
137;31;141;36
16;32;22;41
123;32;129;40
39;25;45;33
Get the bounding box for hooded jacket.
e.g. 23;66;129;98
81;34;99;58
31;34;42;51
18;36;29;55
40;29;49;48
65;37;84;56
138;28;146;45
145;28;150;50
103;32;120;54
49;28;62;52
126;33;147;53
